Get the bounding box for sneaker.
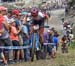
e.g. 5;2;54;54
8;60;15;64
4;64;8;66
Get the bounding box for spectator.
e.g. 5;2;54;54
2;7;15;64
22;17;30;61
12;9;24;60
9;18;20;62
61;35;68;53
0;6;13;65
0;6;8;66
52;33;59;58
47;29;53;57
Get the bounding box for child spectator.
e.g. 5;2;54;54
52;33;59;58
9;18;20;62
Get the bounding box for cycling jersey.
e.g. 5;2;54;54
31;16;44;27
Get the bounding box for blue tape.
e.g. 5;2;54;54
0;46;30;49
0;43;55;49
44;43;55;45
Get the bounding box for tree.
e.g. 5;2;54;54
68;0;75;8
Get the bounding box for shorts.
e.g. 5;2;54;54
52;46;56;53
12;40;19;46
12;40;19;51
30;25;44;35
0;38;13;60
23;40;29;46
18;35;23;46
47;45;52;54
0;38;12;52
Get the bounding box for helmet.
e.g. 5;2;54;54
9;18;15;24
31;7;38;17
12;9;20;15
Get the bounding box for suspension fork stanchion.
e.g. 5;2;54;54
47;18;49;25
31;32;36;61
31;33;34;61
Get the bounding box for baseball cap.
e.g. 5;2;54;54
9;18;15;24
0;6;7;11
12;9;20;15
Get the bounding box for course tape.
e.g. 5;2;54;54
44;43;55;45
0;43;55;49
0;46;30;49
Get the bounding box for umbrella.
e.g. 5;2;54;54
21;12;28;15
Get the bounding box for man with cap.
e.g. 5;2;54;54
9;18;20;62
0;6;14;65
0;6;9;66
12;9;24;60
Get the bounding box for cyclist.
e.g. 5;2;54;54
30;7;49;44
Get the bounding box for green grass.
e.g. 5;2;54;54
70;41;75;49
9;41;75;66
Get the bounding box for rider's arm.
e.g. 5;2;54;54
3;20;9;31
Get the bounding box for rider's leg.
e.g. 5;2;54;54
39;27;44;50
39;27;44;43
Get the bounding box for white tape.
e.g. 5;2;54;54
0;46;30;49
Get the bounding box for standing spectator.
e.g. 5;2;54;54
0;6;13;66
0;6;8;66
22;16;30;61
52;33;59;58
47;29;53;57
12;10;24;60
43;32;48;57
9;18;20;62
61;35;68;53
2;7;14;63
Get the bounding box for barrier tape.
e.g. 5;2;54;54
44;43;55;45
0;43;55;49
0;46;30;49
